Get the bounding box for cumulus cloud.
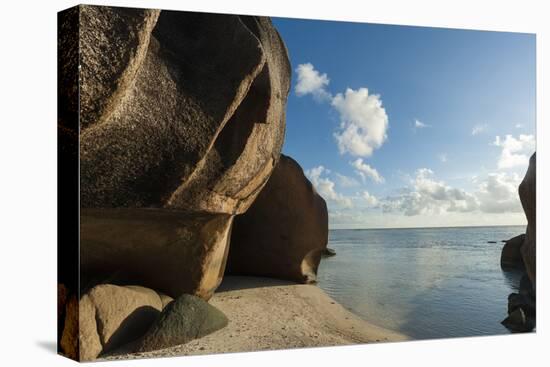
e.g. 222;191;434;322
351;158;384;183
494;134;536;169
381;168;524;216
305;166;352;208
476;172;523;213
414;119;429;129
472;124;488;136
294;63;331;101
438;153;448;163
294;63;389;158
362;191;379;207
515;123;523;129
382;168;478;216
332;88;389;157
335;173;360;188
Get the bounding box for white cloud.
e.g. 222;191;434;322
294;63;389;158
515;123;523;129
472;124;488;136
494;134;536;169
438;153;448;163
362;191;379;207
305;166;352;208
335;173;360;188
382;168;479;216
294;63;331;101
332;88;389;157
381;168;525;217
476;172;523;213
414;119;429;129
351;158;384;183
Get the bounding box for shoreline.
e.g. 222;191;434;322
105;276;408;360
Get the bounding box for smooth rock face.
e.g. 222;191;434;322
135;294;228;353
71;284;173;361
500;234;526;269
80;209;233;299
226;155;329;283
519;153;536;288
71;6;291;300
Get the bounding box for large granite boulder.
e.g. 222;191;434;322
500;234;526;269
519;153;536;288
134;294;228;353
80;210;234;299
61;6;291;299
226;155;329;283
62;284;173;361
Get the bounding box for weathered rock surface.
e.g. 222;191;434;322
66;284;173;361
79;6;160;130
60;293;79;360
79;8;289;211
226;155;329;283
135;294;228;353
500;234;526;269
519;153;536;288
67;5;291;300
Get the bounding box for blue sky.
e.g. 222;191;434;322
272;17;536;229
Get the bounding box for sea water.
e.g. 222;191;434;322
317;226;526;340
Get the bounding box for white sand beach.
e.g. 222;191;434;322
105;276;408;360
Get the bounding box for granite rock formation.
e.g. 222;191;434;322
226;155;329;283
519;153;536;288
500;234;526;269
65;284;173;361
65;6;290;300
500;152;536;332
135;294;228;353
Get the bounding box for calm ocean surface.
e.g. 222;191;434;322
317;225;526;340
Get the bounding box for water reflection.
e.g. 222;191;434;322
317;226;525;340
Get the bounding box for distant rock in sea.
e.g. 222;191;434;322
322;248;337;257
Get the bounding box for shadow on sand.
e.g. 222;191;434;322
216;276;297;293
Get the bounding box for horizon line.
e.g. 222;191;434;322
329;223;527;231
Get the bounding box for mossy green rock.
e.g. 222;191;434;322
135;294;228;352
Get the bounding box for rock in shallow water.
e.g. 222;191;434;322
226;155;329;283
501;307;535;333
500;234;525;269
134;294;228;353
322;248;337;257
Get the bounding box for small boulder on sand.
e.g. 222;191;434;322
135;294;228;353
62;284;173;361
